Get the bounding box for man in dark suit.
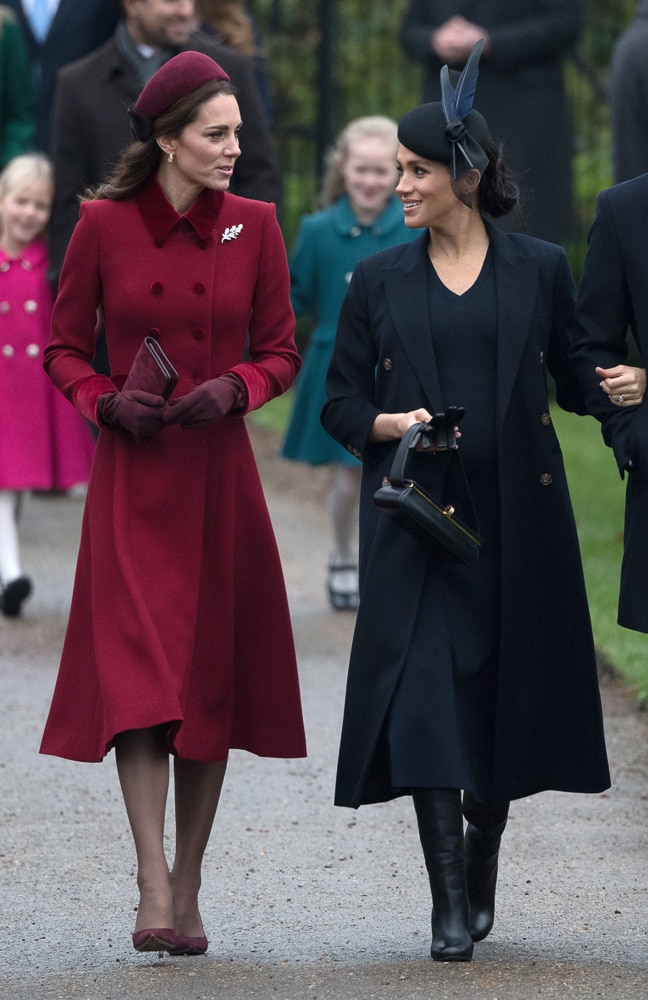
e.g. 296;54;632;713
48;0;282;284
3;0;121;151
399;1;582;243
570;174;648;636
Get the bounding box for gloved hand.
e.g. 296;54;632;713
164;374;245;429
98;389;166;440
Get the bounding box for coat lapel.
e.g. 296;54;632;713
383;231;445;411
488;226;539;435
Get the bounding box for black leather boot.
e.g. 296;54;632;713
413;788;473;962
462;792;509;942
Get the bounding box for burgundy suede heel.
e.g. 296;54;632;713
169;934;208;956
132;928;176;953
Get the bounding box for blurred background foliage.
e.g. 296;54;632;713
250;0;637;273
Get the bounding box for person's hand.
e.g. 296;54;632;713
370;407;461;450
163;375;242;429
431;16;489;62
596;365;646;407
98;389;166;439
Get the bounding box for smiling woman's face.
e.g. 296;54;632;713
395;144;460;229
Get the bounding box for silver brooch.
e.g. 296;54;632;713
221;224;243;243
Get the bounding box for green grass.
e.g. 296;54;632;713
553;407;647;703
252;394;647;704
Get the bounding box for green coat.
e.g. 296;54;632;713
0;7;34;165
282;195;419;465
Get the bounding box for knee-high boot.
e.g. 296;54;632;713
462;791;509;942
412;787;473;962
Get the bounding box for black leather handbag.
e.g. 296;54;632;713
373;421;482;565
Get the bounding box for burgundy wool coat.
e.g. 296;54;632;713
39;178;307;763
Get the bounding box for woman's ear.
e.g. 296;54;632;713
156;137;175;159
452;168;481;208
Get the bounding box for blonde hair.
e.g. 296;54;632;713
0;153;54;200
319;116;399;208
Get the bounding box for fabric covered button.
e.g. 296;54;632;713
21;259;32;270
193;282;206;295
149;327;160;337
0;261;10;273
540;412;551;426
24;299;37;313
193;327;205;340
382;358;393;371
26;343;40;357
2;344;14;357
154;238;164;248
540;473;553;486
350;226;361;237
0;301;9;313
192;373;204;385
151;282;163;295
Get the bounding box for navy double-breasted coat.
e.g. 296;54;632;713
571;173;648;635
322;226;610;808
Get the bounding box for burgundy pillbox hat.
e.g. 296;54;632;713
128;51;230;141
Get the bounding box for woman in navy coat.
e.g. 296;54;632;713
322;43;610;962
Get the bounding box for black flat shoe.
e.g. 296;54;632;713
1;575;32;617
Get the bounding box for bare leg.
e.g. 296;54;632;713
171;757;227;938
114;727;174;933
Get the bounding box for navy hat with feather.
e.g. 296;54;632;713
398;39;489;179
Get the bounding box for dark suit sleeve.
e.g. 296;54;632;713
48;67;90;284
545;245;586;415
484;0;582;69
570;188;643;474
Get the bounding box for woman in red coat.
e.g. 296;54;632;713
39;51;306;956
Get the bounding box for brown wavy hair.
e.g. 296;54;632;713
83;78;237;202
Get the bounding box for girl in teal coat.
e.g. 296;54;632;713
0;7;34;166
282;116;419;609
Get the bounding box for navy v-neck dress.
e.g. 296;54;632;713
386;247;503;800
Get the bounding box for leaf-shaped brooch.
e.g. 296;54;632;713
221;224;243;243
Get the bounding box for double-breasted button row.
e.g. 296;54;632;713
0;259;32;272
1;342;40;358
0;299;38;313
540;412;551;426
540;473;553;486
382;357;393;371
149;282;206;296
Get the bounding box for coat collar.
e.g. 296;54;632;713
382;221;539;430
0;236;48;270
331;195;409;239
136;177;224;245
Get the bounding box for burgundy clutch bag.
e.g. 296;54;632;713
122;337;179;400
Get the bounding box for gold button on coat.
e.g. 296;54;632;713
540;412;551;426
540;473;553;486
382;358;393;371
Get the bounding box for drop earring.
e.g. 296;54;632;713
168;151;174;164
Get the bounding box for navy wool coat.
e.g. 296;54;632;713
322;226;610;808
571;173;648;634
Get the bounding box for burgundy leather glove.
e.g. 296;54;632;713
164;374;245;430
98;389;166;440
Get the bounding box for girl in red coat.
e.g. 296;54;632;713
0;153;94;616
39;52;306;955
